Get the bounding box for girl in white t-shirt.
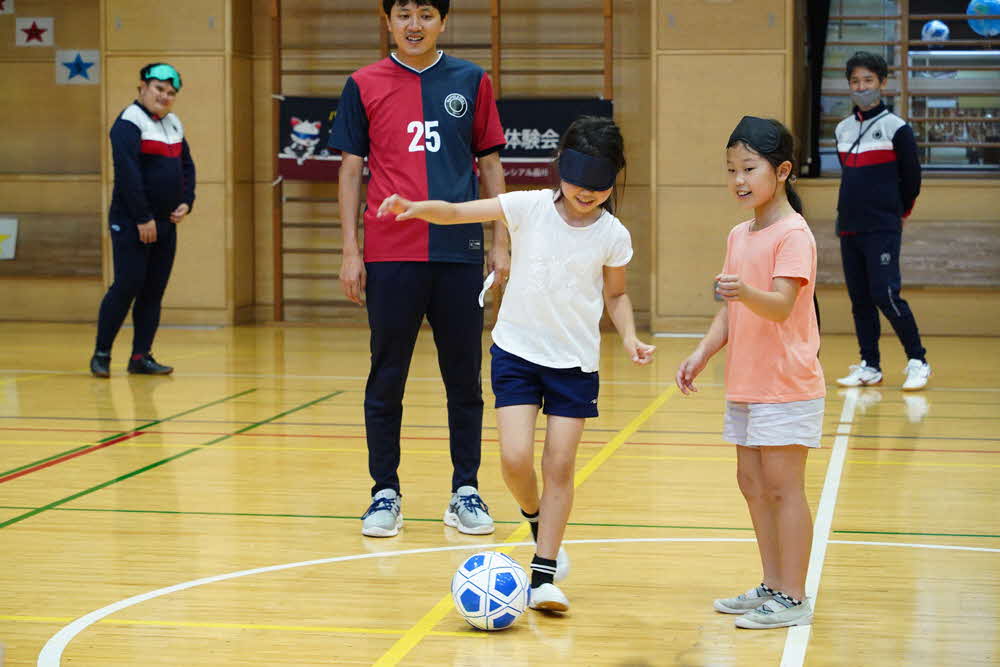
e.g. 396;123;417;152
379;116;654;613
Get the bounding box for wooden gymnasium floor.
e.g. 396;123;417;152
0;322;997;666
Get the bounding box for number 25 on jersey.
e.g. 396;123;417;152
407;120;441;153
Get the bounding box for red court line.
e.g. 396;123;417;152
0;432;144;484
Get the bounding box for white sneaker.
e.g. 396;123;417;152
735;597;813;629
444;486;495;535
713;584;774;614
554;546;570;583
361;489;402;537
902;359;931;391
836;361;883;387
529;583;570;612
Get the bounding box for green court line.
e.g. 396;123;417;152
0;388;258;479
1;503;995;539
0;391;343;530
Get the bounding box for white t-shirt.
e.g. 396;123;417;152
493;189;633;373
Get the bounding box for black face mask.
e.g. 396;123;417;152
727;116;780;154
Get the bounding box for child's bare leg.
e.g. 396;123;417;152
760;445;812;600
497;404;541;514
535;415;585;560
736;446;781;589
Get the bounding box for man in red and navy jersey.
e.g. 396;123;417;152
90;63;195;378
834;51;930;391
330;0;507;537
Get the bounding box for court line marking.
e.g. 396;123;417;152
36;536;999;665
1;615;481;639
0;391;342;530
0;388;258;479
373;385;678;666
3;503;998;539
780;388;856;667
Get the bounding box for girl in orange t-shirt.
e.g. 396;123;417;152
676;116;825;630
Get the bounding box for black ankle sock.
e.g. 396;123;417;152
772;591;802;607
521;508;539;542
530;554;556;588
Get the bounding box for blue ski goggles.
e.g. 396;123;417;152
141;63;183;91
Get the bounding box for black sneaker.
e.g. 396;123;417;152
90;352;111;378
127;354;173;375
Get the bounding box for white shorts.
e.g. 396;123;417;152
723;398;825;448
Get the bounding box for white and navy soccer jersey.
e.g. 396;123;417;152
835;102;921;234
329;52;506;264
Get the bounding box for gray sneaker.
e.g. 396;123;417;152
735;597;813;629
443;486;495;535
714;584;774;614
361;489;402;537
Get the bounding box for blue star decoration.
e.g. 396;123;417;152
62;53;95;80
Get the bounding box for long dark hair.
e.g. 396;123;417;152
725;118;803;215
555;115;627;214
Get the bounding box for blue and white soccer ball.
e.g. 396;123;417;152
451;551;529;631
921;20;950;41
967;0;1000;37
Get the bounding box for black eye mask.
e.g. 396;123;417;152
727;116;780;154
558;148;619;191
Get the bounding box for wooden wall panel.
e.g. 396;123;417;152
0;214;101;278
233;56;255;184
0;63;101;174
234;182;255;309
1;279;104;322
0;177;102;213
655;185;733;316
232;0;254;55
656;53;784;186
105;0;226;51
656;0;785;51
164;184;227;310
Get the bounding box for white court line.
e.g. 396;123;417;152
37;534;999;666
780;388;857;667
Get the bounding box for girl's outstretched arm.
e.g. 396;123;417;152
676;306;728;395
378;194;506;226
715;274;803;322
603;266;656;365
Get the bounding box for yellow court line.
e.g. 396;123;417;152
372;385;678;667
0;615;481;638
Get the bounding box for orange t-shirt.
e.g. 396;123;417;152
722;214;826;403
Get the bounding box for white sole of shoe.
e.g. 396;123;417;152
443;510;495;535
713;600;760;614
901;383;927;392
734;613;812;629
836;378;882;387
361;514;403;538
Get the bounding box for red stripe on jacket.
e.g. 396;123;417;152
839;149;896;168
141;140;183;158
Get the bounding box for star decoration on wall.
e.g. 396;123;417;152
22;20;47;42
62;53;95;80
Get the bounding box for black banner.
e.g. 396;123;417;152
276;96;613;184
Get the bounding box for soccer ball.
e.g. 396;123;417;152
451;551;529;631
921;20;950;41
967;0;1000;37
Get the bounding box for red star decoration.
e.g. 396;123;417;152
0;1;7;11
22;21;48;43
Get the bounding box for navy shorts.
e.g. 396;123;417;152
490;344;599;418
